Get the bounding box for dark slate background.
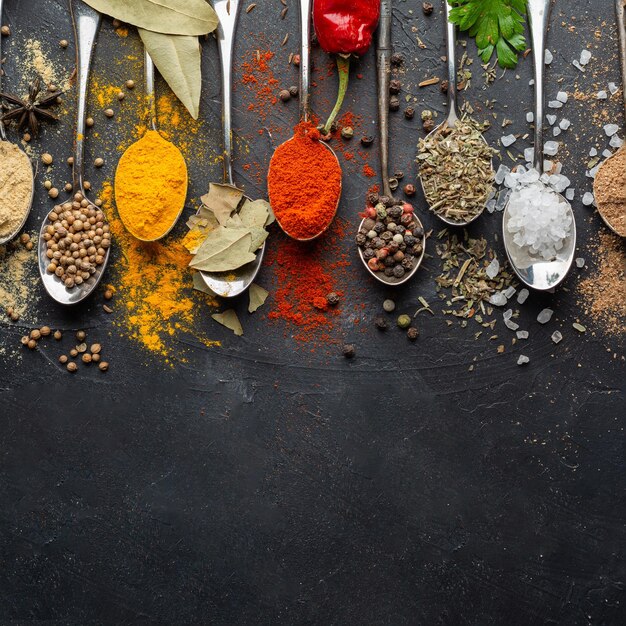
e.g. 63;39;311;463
1;0;624;623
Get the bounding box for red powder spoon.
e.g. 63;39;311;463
267;0;342;242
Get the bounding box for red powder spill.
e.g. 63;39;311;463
240;50;279;120
363;164;376;178
265;218;351;345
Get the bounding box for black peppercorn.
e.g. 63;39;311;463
363;249;375;260
388;177;399;191
413;225;425;238
410;244;423;256
400;213;413;226
389;96;400;112
422;2;434;15
402;256;415;270
407;327;419;340
440;80;449;93
381;231;393;242
380;195;394;208
288;85;299;97
384;256;395;268
362;218;376;231
326;292;340;306
355;233;367;246
423;118;435;133
279;89;291;102
390;52;404;66
375;315;388;330
361;135;374;147
373;222;385;234
367;192;379;206
389;79;401;95
404;235;417;246
404;107;415;120
393;171;404;181
404;184;416;196
342;344;356;359
384;267;395;277
388;205;403;220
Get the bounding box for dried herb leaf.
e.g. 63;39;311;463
239;199;273;228
82;0;218;36
192;271;215;295
248;226;269;251
189;227;256;272
201;183;244;226
138;30;201;119
248;283;269;313
212;310;243;336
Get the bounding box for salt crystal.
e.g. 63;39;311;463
551;331;563;344
556;91;568;103
544;49;553;65
496;189;511;211
604;123;619;137
548;100;563;109
565;188;575;201
517;355;530;366
597;90;608;100
589;148;597;157
588;164;600;179
543;160;553;173
572;60;585;72
524;147;535;163
505;318;520;331
486;199;496;213
517;289;529;304
537;308;554;324
517;330;529;340
544;141;559;156
610;135;624;148
486;258;500;279
553;127;562;137
504;286;516;299
602;149;613;158
582;191;594;206
579;50;592;65
559;119;571;130
546;114;557;125
495;164;510;185
575;257;585;268
489;292;508;307
529;79;535;86
609;82;618;95
526;112;534;123
501;134;517;147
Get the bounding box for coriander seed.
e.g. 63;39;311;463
125;79;135;89
41;153;53;165
94;158;104;168
104;108;114;118
30;329;41;340
48;187;59;199
104;289;113;300
44;180;52;190
117;91;125;101
82;353;92;364
99;361;109;371
70;348;78;357
40;326;51;336
67;362;78;372
27;339;37;350
67;156;74;165
59;355;68;364
21;335;29;345
60;39;69;48
1;25;10;36
90;343;101;354
54;330;62;340
91;353;100;363
86;117;94;127
76;330;86;341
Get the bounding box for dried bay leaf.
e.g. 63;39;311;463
190;227;256;272
192;271;216;295
248;284;269;313
139;30;201;119
82;0;218;36
248;226;268;252
201;183;244;226
212;310;243;336
239;199;272;228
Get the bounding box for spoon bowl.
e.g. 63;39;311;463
196;0;265;298
38;0;110;305
502;0;576;291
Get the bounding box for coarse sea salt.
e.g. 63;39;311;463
551;331;563;344
486;258;500;279
548;100;563;109
544;49;553;65
546;114;557;125
565;188;575;201
575;257;585;268
582;191;595;206
517;289;529;305
609;82;618;95
517;330;529;340
537;308;554;324
544;141;559;156
501;134;517;147
604;124;619;137
559;119;571;130
610;135;624;148
579;50;592;65
572;60;585;72
597;90;608;100
517;355;530;366
526;112;534;123
556;91;568;103
553;127;562;137
504;168;573;261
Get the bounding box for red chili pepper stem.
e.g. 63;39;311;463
322;55;350;135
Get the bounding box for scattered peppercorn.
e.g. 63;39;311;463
404;184;416;196
279;89;291;102
423;2;434;15
341;126;354;140
326;292;340;306
390;52;403;66
404;107;415;120
397;314;411;329
423;118;435;133
361;135;374;147
288;85;298;97
440;80;449;93
407;327;419;340
292;54;301;66
389;79;401;95
375;315;388;330
342;344;356;359
389;96;400;112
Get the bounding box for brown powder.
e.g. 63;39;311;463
0;142;33;239
0;237;40;321
593;148;626;237
577;231;626;336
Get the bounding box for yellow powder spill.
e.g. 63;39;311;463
99;182;220;363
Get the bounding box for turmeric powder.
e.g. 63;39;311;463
114;129;188;241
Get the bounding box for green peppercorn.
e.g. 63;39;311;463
341;126;354;139
397;314;411;329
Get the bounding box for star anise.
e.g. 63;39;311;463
0;77;62;136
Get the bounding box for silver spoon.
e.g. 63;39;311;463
593;0;626;238
418;0;493;227
358;0;425;286
38;0;110;305
267;0;342;242
195;0;264;298
0;0;35;246
502;0;576;291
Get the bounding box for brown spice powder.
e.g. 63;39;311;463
578;231;626;336
593;148;626;237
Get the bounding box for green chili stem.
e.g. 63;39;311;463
322;55;351;135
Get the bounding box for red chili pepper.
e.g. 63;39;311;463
313;0;380;134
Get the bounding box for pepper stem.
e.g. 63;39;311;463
322;55;351;135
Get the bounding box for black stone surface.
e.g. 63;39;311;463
0;0;624;623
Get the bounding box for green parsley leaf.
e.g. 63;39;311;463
448;0;528;69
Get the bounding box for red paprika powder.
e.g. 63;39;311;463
268;121;342;240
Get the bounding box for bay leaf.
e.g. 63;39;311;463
248;283;269;313
82;0;218;36
239;199;272;229
192;271;216;295
201;183;244;226
190;227;256;272
248;226;268;252
139;30;201;119
212;310;243;336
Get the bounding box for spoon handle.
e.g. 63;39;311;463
0;0;6;141
444;0;459;125
70;0;101;194
213;0;240;186
528;0;553;173
617;0;626;119
377;0;392;197
144;51;158;132
299;0;312;122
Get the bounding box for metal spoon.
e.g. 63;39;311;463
267;0;342;242
593;0;626;237
195;0;264;298
38;0;110;305
357;0;425;286
418;0;493;227
114;50;188;242
502;0;576;291
0;0;35;246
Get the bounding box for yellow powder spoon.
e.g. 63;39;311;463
115;50;188;243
